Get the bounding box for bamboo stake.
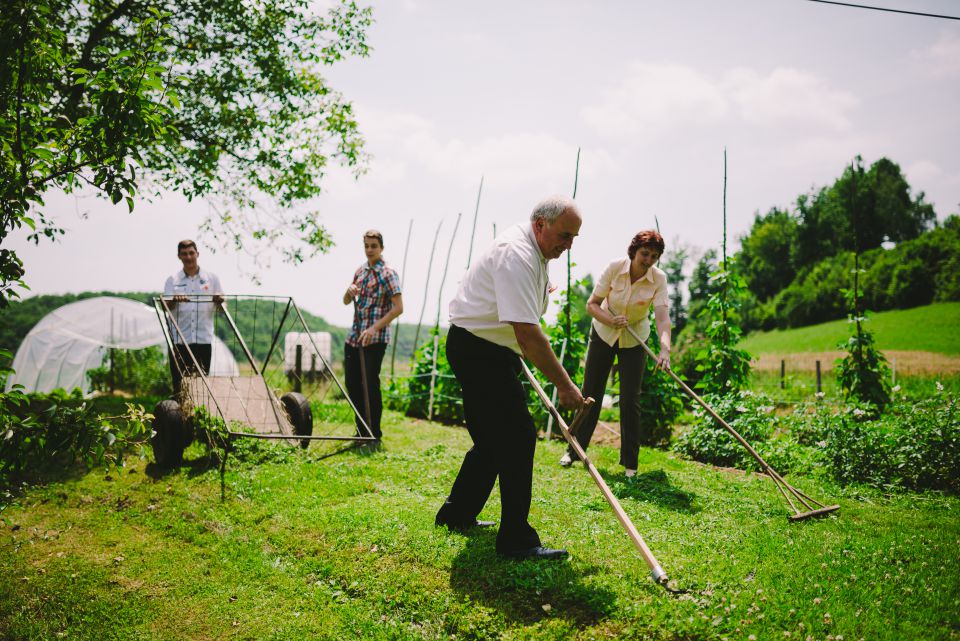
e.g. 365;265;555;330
411;219;444;356
434;213;463;329
544;336;567;440
390;218;413;377
465;177;484;270
566;148;580;345
521;361;669;586
427;333;440;421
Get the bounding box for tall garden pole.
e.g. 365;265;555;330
428;333;440;421
435;213;463;329
411;219;444;357
390;218;413;377
465;176;484;270
544;337;568;440
567;148;580;344
721;148;729;342
427;213;462;420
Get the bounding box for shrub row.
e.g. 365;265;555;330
674;387;960;494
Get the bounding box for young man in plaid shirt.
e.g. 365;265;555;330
342;230;404;444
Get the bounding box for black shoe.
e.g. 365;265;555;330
498;546;569;560
436;519;496;533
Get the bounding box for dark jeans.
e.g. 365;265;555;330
344;342;387;439
169;343;212;393
436;324;541;554
567;328;648;469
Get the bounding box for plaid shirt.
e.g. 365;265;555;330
347;259;402;347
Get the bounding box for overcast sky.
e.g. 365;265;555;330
9;0;960;328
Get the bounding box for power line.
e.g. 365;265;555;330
806;0;960;20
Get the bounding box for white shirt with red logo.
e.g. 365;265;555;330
163;268;223;344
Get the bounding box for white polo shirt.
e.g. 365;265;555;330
163;267;223;344
449;223;550;354
591;257;669;348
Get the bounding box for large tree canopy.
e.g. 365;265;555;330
734;156;937;306
0;0;372;304
793;156;936;269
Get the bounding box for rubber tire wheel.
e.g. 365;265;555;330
281;392;313;449
152;399;187;467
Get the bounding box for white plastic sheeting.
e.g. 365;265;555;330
283;331;331;375
5;296;239;395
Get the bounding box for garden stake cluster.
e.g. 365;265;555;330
624;324;840;521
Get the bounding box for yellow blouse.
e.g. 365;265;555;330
591;257;669;348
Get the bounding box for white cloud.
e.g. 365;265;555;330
906;160;943;188
353;106;618;188
582;62;728;137
723;67;857;130
911;32;960;76
583;62;857;137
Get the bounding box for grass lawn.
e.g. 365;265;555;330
2;409;958;640
739;302;960;356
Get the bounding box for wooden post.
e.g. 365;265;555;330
780;359;785;390
815;360;822;394
427;333;440;421
295;344;302;393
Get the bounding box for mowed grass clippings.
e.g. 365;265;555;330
1;408;959;640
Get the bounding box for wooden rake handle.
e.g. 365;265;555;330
521;361;669;585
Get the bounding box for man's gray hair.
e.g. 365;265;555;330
530;195;579;224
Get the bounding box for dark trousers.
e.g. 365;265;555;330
567;328;648;469
169;343;212;393
344;342;387;439
436;324;541;554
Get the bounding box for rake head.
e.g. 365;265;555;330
788;504;841;521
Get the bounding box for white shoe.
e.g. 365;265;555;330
559;452;574;468
625;469;636;478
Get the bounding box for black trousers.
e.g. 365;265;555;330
169;343;212;393
436;324;541;554
566;327;648;469
344;342;387;439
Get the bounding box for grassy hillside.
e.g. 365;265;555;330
1;407;957;640
739;302;960;355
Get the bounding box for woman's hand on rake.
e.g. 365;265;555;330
653;352;671;373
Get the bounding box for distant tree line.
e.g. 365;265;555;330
671;157;956;342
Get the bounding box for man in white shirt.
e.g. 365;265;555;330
435;195;586;560
163;240;224;391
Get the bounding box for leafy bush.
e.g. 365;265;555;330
0;360;152;488
677;388;960;495
87;346;170;396
694;267;752;396
673;390;779;471
404;329;464;424
835;275;891;410
633;317;684;447
798;390;959;493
